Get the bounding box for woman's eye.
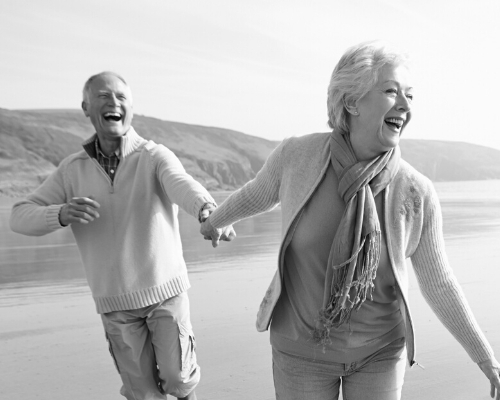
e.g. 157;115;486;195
406;93;414;101
386;88;397;95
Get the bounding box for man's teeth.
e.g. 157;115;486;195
103;112;122;121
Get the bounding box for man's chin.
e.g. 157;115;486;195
100;127;129;138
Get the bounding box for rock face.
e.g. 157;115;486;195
1;108;500;197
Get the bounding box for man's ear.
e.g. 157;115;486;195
82;101;89;117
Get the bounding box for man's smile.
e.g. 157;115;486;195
103;112;123;122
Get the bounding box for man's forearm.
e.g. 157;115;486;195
10;200;64;236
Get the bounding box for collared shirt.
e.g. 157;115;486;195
92;137;212;218
95;138;120;182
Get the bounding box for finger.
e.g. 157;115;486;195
221;228;236;241
65;214;90;225
71;203;100;219
211;234;220;248
200;209;210;222
67;209;97;224
493;373;500;399
227;228;236;241
72;196;101;209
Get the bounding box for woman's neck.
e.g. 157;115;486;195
346;130;381;161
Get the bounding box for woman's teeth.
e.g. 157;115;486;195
385;118;403;129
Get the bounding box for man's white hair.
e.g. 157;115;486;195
82;71;129;104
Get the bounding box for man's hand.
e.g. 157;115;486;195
59;196;101;226
200;217;236;248
478;357;500;400
199;203;217;223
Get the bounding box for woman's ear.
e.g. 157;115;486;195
343;97;359;116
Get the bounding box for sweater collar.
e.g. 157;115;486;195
82;127;145;159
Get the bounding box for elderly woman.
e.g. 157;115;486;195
200;41;500;399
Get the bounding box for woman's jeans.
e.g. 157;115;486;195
272;337;406;400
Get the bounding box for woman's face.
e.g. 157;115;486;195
350;63;413;159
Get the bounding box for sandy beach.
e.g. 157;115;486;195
1;183;500;399
1;245;499;400
0;265;277;400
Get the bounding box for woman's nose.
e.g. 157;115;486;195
396;93;411;112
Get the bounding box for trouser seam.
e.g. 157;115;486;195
106;330;140;400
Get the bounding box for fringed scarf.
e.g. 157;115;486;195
313;131;400;347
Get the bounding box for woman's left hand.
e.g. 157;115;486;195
478;357;500;399
200;217;236;248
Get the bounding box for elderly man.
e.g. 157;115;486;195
10;71;234;400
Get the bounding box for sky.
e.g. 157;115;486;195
1;0;500;149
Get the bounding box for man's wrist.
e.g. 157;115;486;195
198;202;217;223
58;205;67;227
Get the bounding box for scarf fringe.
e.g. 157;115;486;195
313;230;381;349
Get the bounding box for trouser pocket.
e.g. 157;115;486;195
178;323;197;373
105;332;121;374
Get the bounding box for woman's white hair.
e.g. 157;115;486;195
327;41;410;132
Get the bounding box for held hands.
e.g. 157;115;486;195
59;196;100;226
199;216;236;248
478;357;500;399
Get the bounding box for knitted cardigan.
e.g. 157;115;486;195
10;128;215;313
209;131;494;366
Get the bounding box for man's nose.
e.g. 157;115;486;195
108;93;119;106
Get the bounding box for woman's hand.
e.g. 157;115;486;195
478;357;500;399
200;217;236;248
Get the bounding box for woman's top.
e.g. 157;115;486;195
209;131;494;365
270;164;404;362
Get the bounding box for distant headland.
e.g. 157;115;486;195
1;108;500;197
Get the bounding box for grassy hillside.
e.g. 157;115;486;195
1;108;499;197
0;108;278;196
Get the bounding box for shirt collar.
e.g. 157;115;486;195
82;127;144;159
95;137;121;158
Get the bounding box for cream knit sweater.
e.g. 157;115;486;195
209;131;494;366
10;128;215;313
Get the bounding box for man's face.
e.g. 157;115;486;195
82;74;133;142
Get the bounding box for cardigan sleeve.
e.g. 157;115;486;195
154;144;215;220
10;161;69;236
209;139;285;229
410;183;494;363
